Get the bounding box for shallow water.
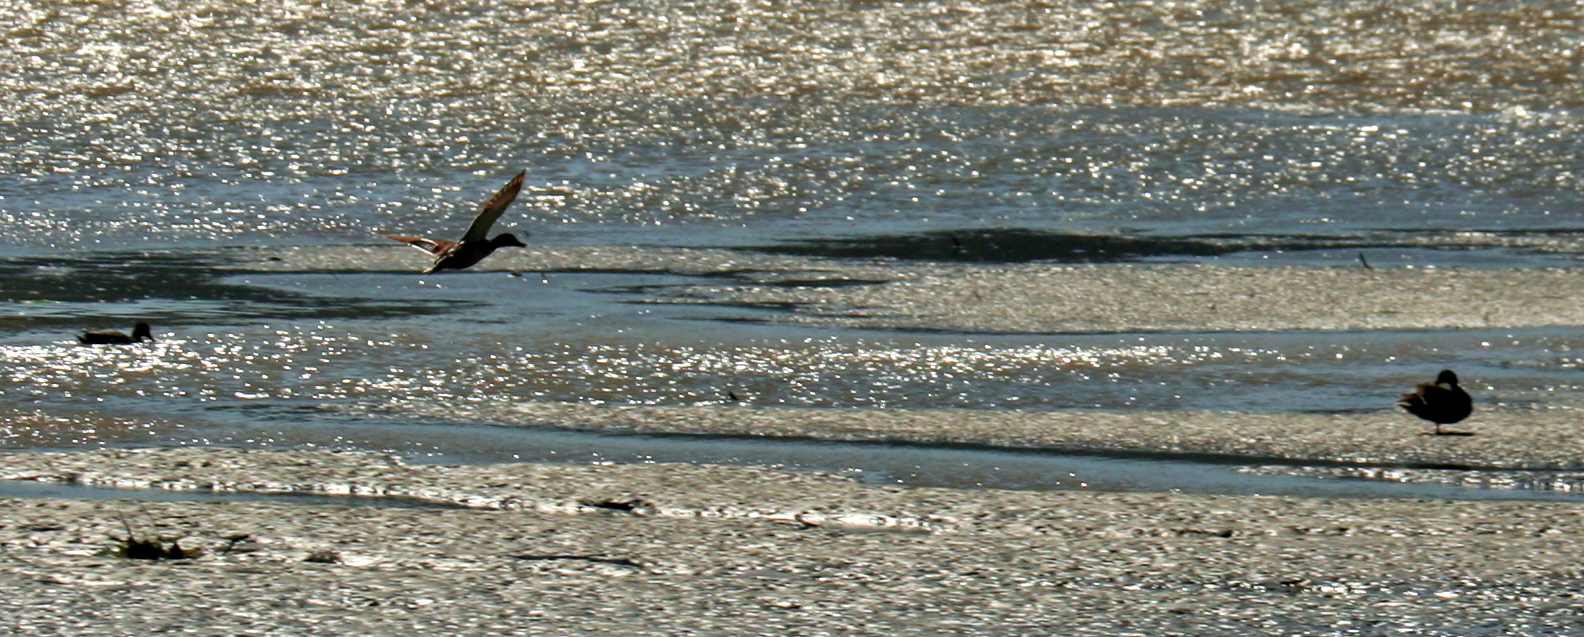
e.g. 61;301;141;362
5;0;1584;502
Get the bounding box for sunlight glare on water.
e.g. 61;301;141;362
5;0;1584;505
4;1;1584;248
7;320;1557;421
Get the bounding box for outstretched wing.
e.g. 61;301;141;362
382;234;455;257
460;170;527;244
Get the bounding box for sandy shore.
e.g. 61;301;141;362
2;445;1582;635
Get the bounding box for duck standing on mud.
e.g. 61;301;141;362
1397;369;1473;435
383;170;528;273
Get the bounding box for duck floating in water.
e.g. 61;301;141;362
1397;369;1473;435
383;170;528;273
78;322;154;345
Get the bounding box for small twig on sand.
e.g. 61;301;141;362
513;554;644;569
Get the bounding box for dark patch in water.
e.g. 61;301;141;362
0;250;463;331
744;229;1237;263
739;228;1584;264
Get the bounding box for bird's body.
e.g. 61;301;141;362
78;322;154;345
381;231;528;274
383;171;528;273
1397;369;1473;435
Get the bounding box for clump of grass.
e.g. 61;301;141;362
117;535;191;560
112;511;196;561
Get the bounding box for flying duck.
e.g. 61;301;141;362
1396;369;1473;435
383;170;528;273
78;322;154;345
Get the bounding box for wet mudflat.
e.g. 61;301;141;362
7;240;1584;635
1;447;1581;636
9;0;1584;633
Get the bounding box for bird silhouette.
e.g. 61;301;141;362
1396;369;1473;435
78;322;154;345
383;170;528;273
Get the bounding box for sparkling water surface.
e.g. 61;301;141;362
5;0;1584;500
